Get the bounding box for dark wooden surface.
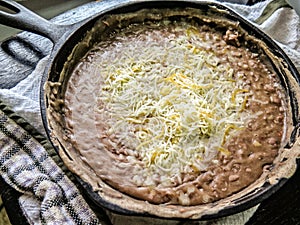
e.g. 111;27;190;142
0;0;299;224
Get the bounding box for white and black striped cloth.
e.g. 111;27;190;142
0;102;100;225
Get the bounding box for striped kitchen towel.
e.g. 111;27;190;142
0;102;100;225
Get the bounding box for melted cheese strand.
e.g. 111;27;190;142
96;23;250;187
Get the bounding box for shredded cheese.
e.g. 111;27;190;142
96;22;250;187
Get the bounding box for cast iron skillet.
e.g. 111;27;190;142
0;0;300;221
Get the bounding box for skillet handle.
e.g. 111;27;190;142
0;0;71;43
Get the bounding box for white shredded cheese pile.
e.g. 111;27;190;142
96;23;250;187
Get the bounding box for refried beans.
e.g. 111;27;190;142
62;14;287;206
